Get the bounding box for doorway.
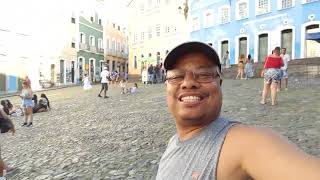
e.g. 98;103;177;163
258;34;268;62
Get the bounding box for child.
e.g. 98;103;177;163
83;74;92;91
130;83;138;94
119;79;127;94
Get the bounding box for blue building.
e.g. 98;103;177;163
189;0;320;64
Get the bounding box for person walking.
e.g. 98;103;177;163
260;47;284;105
222;51;229;69
245;54;254;79
147;64;154;84
236;54;245;79
98;67;110;98
280;48;290;91
24;76;31;87
20;81;33;127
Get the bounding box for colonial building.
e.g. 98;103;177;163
127;0;189;78
77;12;104;83
0;3;79;93
0;29;34;93
104;22;129;76
189;0;320;64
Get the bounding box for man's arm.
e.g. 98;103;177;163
235;125;320;180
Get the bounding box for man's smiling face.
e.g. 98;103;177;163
166;53;222;127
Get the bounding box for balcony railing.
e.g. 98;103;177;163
121;52;128;59
98;48;104;54
79;43;88;50
89;46;97;53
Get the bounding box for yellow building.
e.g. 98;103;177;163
127;0;189;78
104;22;129;77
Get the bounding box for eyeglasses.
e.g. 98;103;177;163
165;68;221;84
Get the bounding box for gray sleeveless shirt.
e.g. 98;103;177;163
156;118;238;180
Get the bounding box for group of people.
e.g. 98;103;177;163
97;67;138;98
142;63;165;84
236;54;254;79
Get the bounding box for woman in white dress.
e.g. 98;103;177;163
83;74;92;91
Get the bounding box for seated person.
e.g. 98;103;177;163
32;94;38;107
0;99;22;116
129;83;138;94
33;94;51;113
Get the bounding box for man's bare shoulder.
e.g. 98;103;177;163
222;124;320;180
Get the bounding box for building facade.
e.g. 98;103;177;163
127;0;189;77
0;4;79;94
104;22;129;76
0;29;34;93
77;13;104;83
189;0;320;64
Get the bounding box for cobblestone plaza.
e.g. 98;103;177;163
1;79;320;179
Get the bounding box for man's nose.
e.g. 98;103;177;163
180;72;200;89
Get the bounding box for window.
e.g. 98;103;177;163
80;33;85;43
192;17;200;31
71;17;75;23
71;42;75;48
140;3;145;13
281;0;293;9
165;26;170;33
148;26;152;39
256;0;270;15
219;6;230;24
112;40;115;51
204;11;213;28
90;36;95;46
98;38;103;49
134;33;138;43
156;24;161;36
112;61;115;71
106;38;110;49
99;19;102;25
117;42;121;52
134;56;137;69
303;0;319;3
90;16;94;22
113;23;115;28
236;0;248;20
118;26;120;31
141;32;145;41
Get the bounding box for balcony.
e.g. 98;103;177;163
98;48;104;54
105;49;116;56
79;43;88;50
89;46;97;53
121;52;128;59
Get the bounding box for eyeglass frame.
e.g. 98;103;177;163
165;67;222;84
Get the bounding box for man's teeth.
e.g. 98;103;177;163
181;96;201;102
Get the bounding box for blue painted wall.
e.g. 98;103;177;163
189;0;320;64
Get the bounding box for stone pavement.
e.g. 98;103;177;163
1;79;319;179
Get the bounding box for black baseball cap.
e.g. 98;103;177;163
164;41;221;71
